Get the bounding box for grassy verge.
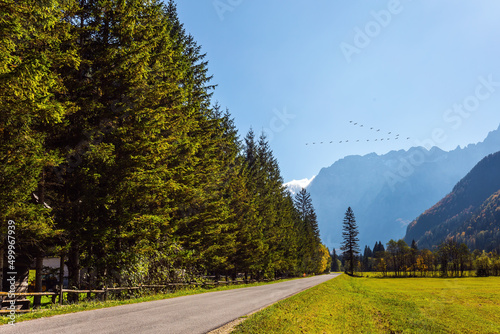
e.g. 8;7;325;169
233;274;500;333
0;278;298;325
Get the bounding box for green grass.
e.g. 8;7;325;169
233;274;500;334
1;278;298;325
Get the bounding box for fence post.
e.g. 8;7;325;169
59;254;65;305
104;287;108;302
51;292;57;304
59;287;64;306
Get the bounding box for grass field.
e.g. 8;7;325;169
233;274;500;334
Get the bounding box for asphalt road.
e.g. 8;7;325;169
0;274;340;334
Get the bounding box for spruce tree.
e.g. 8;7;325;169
0;0;323;287
42;0;226;285
331;249;340;272
0;0;79;288
294;188;321;274
340;207;360;275
363;245;372;271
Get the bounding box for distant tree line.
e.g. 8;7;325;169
0;0;330;291
339;238;500;277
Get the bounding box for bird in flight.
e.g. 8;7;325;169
305;121;410;146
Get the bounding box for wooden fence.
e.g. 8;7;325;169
0;278;272;314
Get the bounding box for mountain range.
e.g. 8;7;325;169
405;151;500;251
303;124;500;250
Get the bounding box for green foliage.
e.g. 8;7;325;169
1;0;327;288
0;0;79;256
293;188;324;275
340;207;360;275
359;238;500;278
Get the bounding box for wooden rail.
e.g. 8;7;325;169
0;278;274;314
0;292;56;297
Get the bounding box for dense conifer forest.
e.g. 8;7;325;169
0;0;330;289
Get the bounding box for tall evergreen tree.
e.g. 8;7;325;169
331;248;340;272
340;207;360;275
41;0;226;286
0;0;79;292
294;188;321;274
1;0;329;289
363;245;372;271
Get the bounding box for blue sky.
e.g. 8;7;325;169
175;0;500;183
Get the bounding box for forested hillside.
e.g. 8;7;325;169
405;151;500;251
0;0;329;289
308;126;500;250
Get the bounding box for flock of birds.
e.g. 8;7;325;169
305;120;410;146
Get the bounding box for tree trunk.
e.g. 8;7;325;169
0;245;3;292
67;246;80;302
34;252;44;308
59;254;65;304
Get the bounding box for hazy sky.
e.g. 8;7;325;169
176;0;500;183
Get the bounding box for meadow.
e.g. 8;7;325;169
233;274;500;334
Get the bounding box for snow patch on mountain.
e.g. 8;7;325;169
284;176;316;195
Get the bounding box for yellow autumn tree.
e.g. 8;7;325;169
317;244;331;274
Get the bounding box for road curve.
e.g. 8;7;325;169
0;274;340;334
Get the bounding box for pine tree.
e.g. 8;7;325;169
364;245;373;258
277;193;301;275
379;242;385;253
0;0;79;293
0;0;324;288
331;248;340;272
363;245;373;271
410;239;418;276
294;188;321;274
42;0;227;286
238;129;267;277
373;241;385;258
340;207;360;275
